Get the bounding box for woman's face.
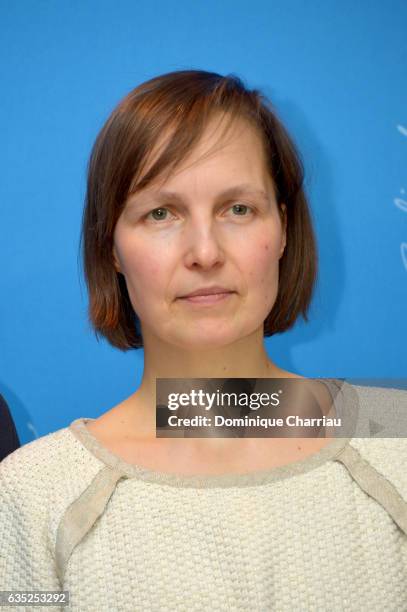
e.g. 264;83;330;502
113;116;287;350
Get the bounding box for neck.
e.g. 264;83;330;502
142;323;289;386
125;328;298;439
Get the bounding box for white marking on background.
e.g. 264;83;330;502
394;197;407;212
26;421;39;439
401;243;407;271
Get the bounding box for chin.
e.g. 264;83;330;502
176;337;238;351
169;323;258;351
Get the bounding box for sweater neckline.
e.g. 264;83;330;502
68;378;357;489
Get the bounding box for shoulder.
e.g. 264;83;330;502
350;383;407;437
333;385;407;533
351;382;407;406
327;383;407;512
347;436;407;500
0;422;103;506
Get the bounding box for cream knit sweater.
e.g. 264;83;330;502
0;381;406;611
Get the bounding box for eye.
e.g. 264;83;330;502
228;203;253;217
145;207;173;222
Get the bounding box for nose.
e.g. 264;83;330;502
183;218;225;270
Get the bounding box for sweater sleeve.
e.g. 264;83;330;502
0;450;62;601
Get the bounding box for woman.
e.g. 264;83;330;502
1;70;406;611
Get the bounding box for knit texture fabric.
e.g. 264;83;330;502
0;382;406;611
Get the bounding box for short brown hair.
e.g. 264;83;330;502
80;69;318;350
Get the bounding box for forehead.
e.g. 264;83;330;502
181;113;266;164
133;113;272;196
182;117;267;177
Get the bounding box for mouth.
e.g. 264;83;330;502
177;291;235;305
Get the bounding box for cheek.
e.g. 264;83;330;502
244;238;281;287
118;241;166;306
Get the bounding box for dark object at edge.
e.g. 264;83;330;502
0;394;21;461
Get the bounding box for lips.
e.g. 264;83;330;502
179;286;233;298
179;292;234;305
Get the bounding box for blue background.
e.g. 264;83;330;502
1;1;406;444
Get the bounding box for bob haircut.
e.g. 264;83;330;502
81;69;318;351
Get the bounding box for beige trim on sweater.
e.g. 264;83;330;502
55;466;126;584
334;444;407;536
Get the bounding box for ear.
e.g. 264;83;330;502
112;246;121;274
279;203;287;257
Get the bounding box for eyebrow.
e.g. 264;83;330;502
129;183;271;207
